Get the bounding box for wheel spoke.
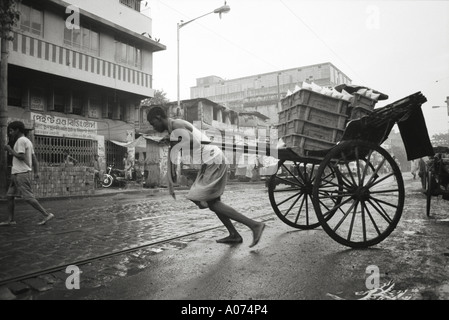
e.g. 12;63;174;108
341;151;358;186
361;201;367;242
355;147;362;186
346;200;359;241
283;191;302;218
361;149;374;184
369;188;400;194
366;172;395;189
369;195;398;210
273;186;301;193
320;169;336;184
295;162;307;183
295;195;306;224
367;198;393;224
305;193;310;225
318;171;353;193
317;177;343;189
274;175;303;187
332;199;358;233
309;164;317;184
336;166;356;188
365;157;387;187
362;201;382;236
318;196;346;219
317;190;354;198
276;191;303;207
282;163;304;186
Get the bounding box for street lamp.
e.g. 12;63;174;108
432;97;449;141
177;3;231;110
432;96;449;116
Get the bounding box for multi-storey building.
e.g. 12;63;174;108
6;0;165;169
190;62;352;124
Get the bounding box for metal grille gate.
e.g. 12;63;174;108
34;135;98;166
105;140;127;169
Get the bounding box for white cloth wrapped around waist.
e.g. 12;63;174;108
181;144;225;165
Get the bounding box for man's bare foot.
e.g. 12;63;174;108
249;223;266;248
216;235;243;244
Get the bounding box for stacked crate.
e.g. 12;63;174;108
347;92;378;120
277;88;350;156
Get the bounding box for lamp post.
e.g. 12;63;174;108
177;3;230;110
431;96;449;116
431;96;449;144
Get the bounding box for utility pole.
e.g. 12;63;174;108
444;96;449;116
0;36;8;197
0;0;20;196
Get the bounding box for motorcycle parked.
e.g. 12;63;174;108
101;164;127;188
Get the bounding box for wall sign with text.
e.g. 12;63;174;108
31;112;97;139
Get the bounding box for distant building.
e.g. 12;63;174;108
190;62;352;124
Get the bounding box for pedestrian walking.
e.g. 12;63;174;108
123;152;134;180
411;159;419;179
1;121;54;226
92;154;103;187
147;106;265;247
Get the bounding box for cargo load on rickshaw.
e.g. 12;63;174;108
266;81;434;248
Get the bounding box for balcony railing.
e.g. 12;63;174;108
9;31;152;92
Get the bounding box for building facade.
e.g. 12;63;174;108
190;62;352;125
4;0;165;196
6;0;165;166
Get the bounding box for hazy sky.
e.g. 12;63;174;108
142;0;449;137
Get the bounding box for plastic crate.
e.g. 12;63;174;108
349;106;373;120
283;119;344;142
351;93;377;109
277;88;350;156
308;107;347;129
282;133;337;156
278;110;287;123
278;105;307;123
275;122;287;137
278;104;347;130
281;97;291;110
347;93;378;120
281;89;350;115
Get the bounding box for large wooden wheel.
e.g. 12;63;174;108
268;159;342;229
312;140;405;248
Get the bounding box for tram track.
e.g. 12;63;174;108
0;213;275;288
5;211;192;243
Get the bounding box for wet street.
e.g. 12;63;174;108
0;174;449;301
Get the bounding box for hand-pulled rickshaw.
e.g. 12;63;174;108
203;86;433;248
423;146;449;216
262;89;434;248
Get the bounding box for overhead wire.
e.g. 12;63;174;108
278;0;366;83
151;0;281;71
